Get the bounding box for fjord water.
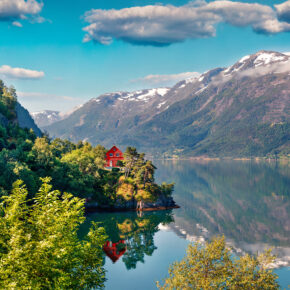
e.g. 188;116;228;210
83;160;290;289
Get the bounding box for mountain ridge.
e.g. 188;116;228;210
42;50;290;157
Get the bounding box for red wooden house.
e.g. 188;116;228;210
105;146;124;168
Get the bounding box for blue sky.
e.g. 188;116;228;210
0;0;290;112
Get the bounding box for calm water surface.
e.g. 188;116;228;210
82;160;290;289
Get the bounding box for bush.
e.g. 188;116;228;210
157;236;279;289
0;178;107;289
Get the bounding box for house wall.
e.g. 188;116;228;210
105;146;124;167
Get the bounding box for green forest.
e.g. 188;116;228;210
0;80;174;208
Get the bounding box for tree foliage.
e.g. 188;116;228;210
157;236;279;289
117;147;174;208
0;178;107;289
61;143;106;177
0;81;17;120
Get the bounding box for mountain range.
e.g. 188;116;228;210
36;50;290;158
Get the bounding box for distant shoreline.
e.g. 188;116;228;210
152;156;289;161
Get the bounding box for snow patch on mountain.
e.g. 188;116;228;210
223;51;290;78
198;76;205;82
157;101;167;109
185;76;198;84
239;55;250;63
31;110;62;127
113;88;170;102
254;53;286;67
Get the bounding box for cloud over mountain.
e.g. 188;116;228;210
18;91;84;112
132;72;200;87
83;0;290;46
0;65;44;80
18;92;75;100
0;0;43;24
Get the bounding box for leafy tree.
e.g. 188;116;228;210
30;137;54;171
0;82;17;120
50;138;76;157
160;182;175;197
116;147;174;209
123;147;140;178
157;236;279;289
134;160;156;186
61;143;106;177
0;178;107;289
116;177;135;201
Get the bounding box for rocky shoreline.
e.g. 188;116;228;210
85;195;179;213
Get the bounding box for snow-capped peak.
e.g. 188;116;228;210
224;51;289;76
106;88;170;103
31;110;60;118
31;110;63;127
253;52;287;67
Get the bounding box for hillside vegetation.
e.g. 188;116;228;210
0;81;173;209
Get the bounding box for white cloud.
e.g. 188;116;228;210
0;0;43;23
0;65;44;80
12;21;23;27
83;0;290;46
17;92;84;113
18;92;76;101
275;0;290;23
133;72;200;86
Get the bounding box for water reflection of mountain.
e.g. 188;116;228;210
155;160;290;266
83;211;174;269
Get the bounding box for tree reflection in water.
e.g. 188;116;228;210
83;210;174;269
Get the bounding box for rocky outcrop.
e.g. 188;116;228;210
15;103;42;137
85;194;179;213
140;195;178;210
0;103;42;137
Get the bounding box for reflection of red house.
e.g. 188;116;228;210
105;146;124;168
103;240;127;263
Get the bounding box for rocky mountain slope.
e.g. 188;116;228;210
15;103;42;136
44;51;290;157
31;110;63;128
0;104;42;137
0;81;41;137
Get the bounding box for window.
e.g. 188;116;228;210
116;153;119;157
109;153;113;157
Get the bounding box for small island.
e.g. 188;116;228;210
87;145;178;212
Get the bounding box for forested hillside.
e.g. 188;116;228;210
0;80;174;209
0;80;41;136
